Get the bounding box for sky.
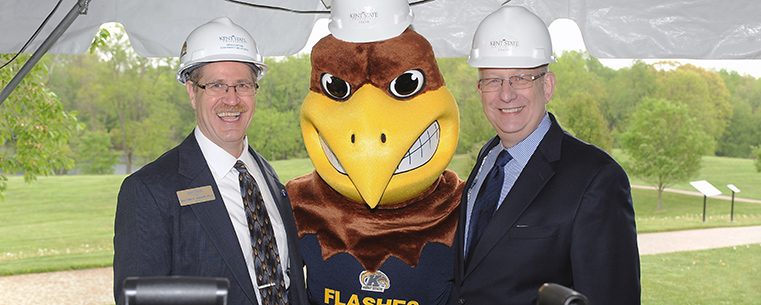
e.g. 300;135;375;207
300;18;761;79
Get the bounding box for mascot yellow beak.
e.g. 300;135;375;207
302;83;458;208
301;29;459;208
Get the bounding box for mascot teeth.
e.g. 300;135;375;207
320;135;347;174
396;121;440;174
319;121;440;176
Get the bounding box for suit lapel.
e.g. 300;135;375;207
456;137;497;278
248;148;296;251
464;116;564;278
177;135;258;304
248;147;287;218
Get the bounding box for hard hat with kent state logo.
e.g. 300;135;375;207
325;0;414;43
467;5;557;68
176;16;268;84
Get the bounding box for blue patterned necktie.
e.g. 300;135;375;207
467;150;512;261
234;161;288;305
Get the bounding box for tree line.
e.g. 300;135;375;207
2;26;761;199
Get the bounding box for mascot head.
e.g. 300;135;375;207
300;1;459;208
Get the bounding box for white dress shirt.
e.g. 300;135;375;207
194;127;290;304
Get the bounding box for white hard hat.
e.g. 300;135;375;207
467;6;557;68
326;0;414;43
176;17;268;84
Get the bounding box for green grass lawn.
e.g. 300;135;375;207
632;187;761;233
613;151;761;200
0;175;122;275
0;155;759;303
641;244;761;305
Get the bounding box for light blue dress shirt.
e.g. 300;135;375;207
464;112;552;253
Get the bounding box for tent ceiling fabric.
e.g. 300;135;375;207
1;0;760;59
0;0;323;57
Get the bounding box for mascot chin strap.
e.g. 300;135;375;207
288;170;463;271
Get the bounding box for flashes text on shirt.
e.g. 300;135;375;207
324;288;420;305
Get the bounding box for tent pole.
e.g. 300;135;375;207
0;0;92;106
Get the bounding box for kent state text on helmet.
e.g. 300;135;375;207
328;0;414;43
176;17;268;84
467;6;557;68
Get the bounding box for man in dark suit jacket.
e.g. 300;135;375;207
113;17;307;305
450;6;640;305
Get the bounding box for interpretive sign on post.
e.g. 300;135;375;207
727;184;741;222
689;180;721;222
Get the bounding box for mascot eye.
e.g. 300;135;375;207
320;73;351;101
389;69;425;99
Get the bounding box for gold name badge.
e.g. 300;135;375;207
176;185;216;206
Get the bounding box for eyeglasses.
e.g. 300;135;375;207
478;72;546;92
194;81;259;96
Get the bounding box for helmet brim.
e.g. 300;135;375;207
176;55;268;84
467;56;557;69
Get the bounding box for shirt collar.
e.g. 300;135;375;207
194;127;253;179
500;112;551;164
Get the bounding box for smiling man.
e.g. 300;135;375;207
113;17;307;305
450;5;641;305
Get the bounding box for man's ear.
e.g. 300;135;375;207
543;71;556;104
186;81;198;109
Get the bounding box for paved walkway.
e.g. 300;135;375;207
0;267;113;305
638;225;761;255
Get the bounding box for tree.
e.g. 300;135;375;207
48;53;112;131
717;97;761;158
716;71;761;158
652;64;732;154
48;25;191;172
113;57;191;167
0;53;83;198
259;54;312;112
554;92;613;151
248;107;305;161
619;98;710;210
550;51;613;151
435;57;492;154
73;130;122;174
236;54;316;160
600;60;657;134
104;41;170;173
551;51;609;106
754;145;761;173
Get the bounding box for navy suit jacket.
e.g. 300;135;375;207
113;133;307;305
451;113;640;305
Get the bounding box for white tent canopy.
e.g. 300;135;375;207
2;0;761;59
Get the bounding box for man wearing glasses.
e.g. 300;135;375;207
114;17;307;305
450;6;641;305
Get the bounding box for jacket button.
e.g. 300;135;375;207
458;298;465;304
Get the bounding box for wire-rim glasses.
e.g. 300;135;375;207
478;72;546;92
194;81;259;96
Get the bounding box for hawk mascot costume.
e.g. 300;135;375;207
286;1;464;304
